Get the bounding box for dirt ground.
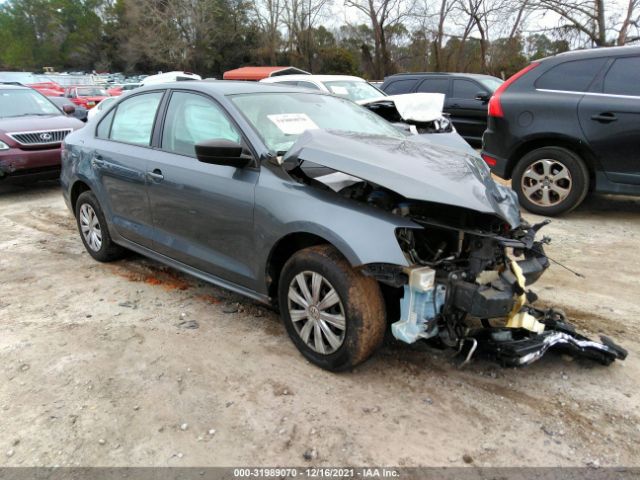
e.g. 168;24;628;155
0;180;639;468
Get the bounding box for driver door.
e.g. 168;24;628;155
147;91;259;289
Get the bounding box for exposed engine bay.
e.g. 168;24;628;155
287;154;628;367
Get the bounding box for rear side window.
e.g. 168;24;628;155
535;58;607;92
603;56;640;96
96;108;115;139
452;79;481;99
384;79;418;94
296;81;321;90
417;78;449;94
110;92;163;146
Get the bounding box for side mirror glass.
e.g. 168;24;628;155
475;91;490;102
62;104;76;115
195;139;250;168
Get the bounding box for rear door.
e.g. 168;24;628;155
146;90;259;288
578;55;640;185
91;91;164;247
447;78;488;142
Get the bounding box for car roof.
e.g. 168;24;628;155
385;72;499;80
0;83;29;90
134;80;329;97
542;44;640;62
263;74;367;83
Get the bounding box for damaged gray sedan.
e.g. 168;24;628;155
61;82;627;371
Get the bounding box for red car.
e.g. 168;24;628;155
64;86;110;109
0;84;83;181
27;81;65;97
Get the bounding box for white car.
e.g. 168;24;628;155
261;74;473;152
141;71;202;85
260;74;385;102
87;96;116;121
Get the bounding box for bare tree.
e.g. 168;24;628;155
344;0;417;78
531;0;640;46
253;0;284;64
282;0;332;70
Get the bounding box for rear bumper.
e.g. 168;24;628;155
480;150;510;179
0;146;62;178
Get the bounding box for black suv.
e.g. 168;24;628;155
482;46;640;216
380;72;503;144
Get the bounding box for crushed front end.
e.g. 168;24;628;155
369;203;627;367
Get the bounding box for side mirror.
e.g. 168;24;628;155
195;139;250;168
475;91;490;102
62;104;76;115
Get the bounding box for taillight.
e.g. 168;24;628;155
488;62;539;118
481;153;497;167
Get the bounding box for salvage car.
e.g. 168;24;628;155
0;84;84;181
482;46;640;216
61;82;626;370
380;72;503;145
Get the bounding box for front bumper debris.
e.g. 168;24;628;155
467;308;628;366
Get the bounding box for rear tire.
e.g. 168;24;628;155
278;245;386;371
512;147;589;216
75;191;126;262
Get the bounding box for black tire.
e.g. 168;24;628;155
75;191;126;262
278;245;386;371
512;147;590;216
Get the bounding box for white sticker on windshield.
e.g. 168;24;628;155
328;86;349;95
267;113;319;135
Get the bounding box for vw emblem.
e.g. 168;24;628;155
39;133;52;141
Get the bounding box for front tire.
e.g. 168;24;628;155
75;191;126;262
278;245;386;371
512;147;589;216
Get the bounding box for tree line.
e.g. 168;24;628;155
0;0;638;80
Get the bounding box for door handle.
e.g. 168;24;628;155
451;103;460;108
147;169;164;181
591;112;618;123
91;154;105;168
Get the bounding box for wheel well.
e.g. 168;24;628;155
70;181;91;215
266;232;333;303
508;138;596;187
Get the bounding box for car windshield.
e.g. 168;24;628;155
322;80;386;102
0;89;61;118
479;77;503;92
230;92;405;153
77;87;108;96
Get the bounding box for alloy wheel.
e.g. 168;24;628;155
521;159;573;207
287;271;346;355
79;203;102;252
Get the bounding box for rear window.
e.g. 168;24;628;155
603;56;640;96
383;79;418;95
535;58;607;92
452;79;481;99
417;78;449;94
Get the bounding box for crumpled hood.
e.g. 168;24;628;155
359;93;446;123
283;130;521;228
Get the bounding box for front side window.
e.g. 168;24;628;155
161;92;241;157
0;89;61;118
452;79;482;99
231;92;406;153
110;92;163;146
535;58;607;92
603;56;640;96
